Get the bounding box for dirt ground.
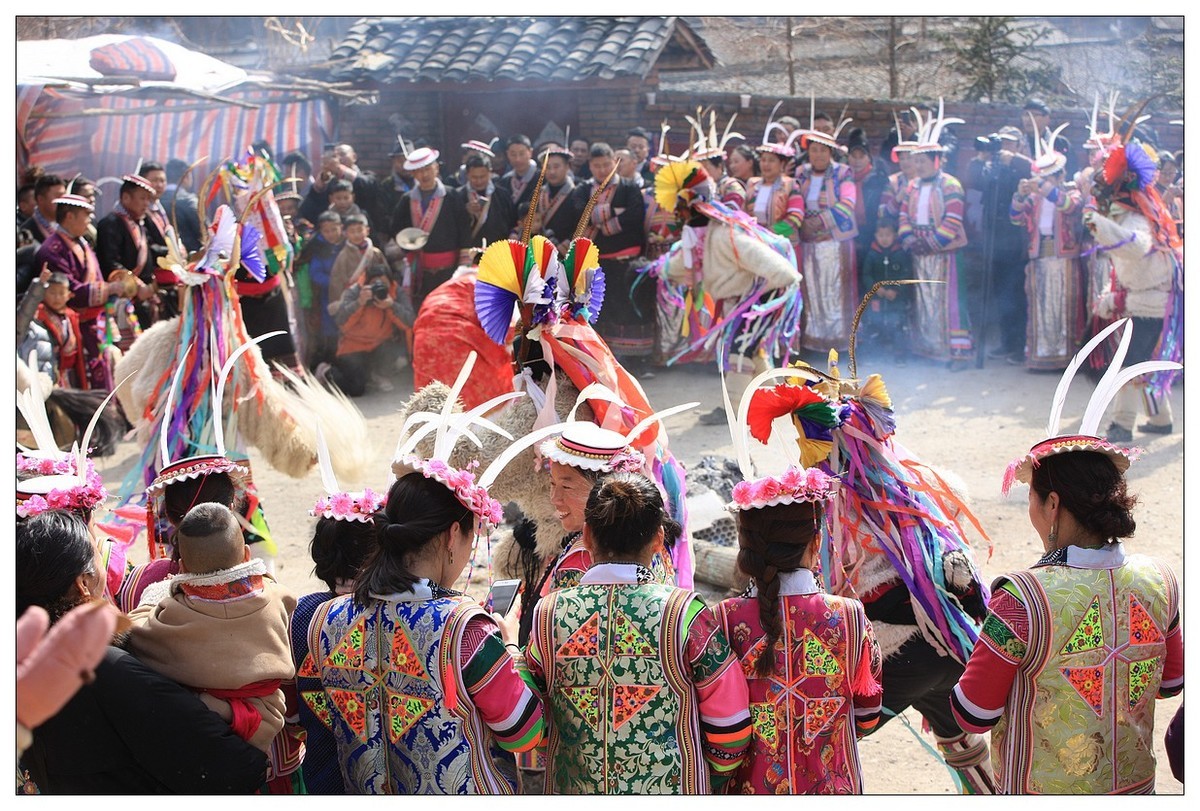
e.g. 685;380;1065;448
99;342;1184;794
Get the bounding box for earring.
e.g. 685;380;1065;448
1048;523;1058;547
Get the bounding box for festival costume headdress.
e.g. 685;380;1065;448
910;99;963;155
755;100;805;159
403;147;440;172
16;355;127;519
685;109;743;162
1029;118;1070;177
461;140;496;158
309;425;384;523
796;96;854;154
538;383;698;474
1001;318;1181;494
889;112;920;163
716;353;841;512
52;194;94;213
391;351;528;533
122;173;156;195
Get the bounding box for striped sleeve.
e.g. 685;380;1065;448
683;597;751;791
719;177;746;210
550;546;591;592
782;185;806;233
928;180;965;249
950;580;1028;733
1159;565;1184;697
459;615;545;752
1009;193;1032;227
852;611;884;737
828;173;858;234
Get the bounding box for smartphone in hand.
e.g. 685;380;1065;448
486;578;522;617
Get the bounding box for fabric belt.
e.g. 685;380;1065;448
235;274;283;297
419;249;458;271
599;246;641;260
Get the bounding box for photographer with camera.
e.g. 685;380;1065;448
964;126;1031;365
318;257;414;398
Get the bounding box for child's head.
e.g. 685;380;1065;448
874;218;898;249
317;211;343;243
328;180;354;213
310;516;377;593
343;214;369;244
735;499;823;677
44;273;72;312
176;502;247;574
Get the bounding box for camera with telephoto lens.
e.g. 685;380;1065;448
975;134;1004;154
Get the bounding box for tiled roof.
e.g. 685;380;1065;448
328;16;709;84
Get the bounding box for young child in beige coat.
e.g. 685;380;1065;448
127;502;297;752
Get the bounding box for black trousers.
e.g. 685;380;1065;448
328;339;401;397
866;633;970;739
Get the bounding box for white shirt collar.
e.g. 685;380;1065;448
1064;542;1127;569
749;568;821;597
579;562;641;585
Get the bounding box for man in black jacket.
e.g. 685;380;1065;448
457;154;516;249
22;647;268;793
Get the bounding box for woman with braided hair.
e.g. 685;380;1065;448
714;463;882;794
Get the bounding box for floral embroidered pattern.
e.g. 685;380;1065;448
802;696;845;744
801;630;843;677
326;616;367;671
327;688;370;742
1127;657;1161;710
1057;732;1104;777
391;624;428;680
560;685;602;730
741;636;768;679
612;685;661;730
1060;666;1106;716
1127;595;1163;646
982;613;1027;661
610;609;657;657
297;651;320;678
1061;596;1104;654
751;702;779;751
387;691;435;742
556;611;602;659
301;688;334;730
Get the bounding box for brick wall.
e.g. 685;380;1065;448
336;89;441;178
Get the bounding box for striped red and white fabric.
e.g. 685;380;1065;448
88;37;177;81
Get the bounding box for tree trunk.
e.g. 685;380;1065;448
888;17;899;99
786;18;796;98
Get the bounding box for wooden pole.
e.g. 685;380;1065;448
692;538;749;592
786;18;797;98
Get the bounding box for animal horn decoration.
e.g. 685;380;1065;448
761;99;786;146
395;133;409;158
831;103;854;142
1114;96;1157;146
929;97;964;146
520;150;551;245
684;108;708;156
572;163;619;241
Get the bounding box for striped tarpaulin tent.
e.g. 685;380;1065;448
17;83;334;216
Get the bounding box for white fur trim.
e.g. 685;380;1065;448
169;558;267;593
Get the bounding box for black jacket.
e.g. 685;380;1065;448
22;647;268;794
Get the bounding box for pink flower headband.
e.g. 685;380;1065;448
310;488;385;523
17;467;108;519
17;453;98;479
728;465;839;512
392;455;505;532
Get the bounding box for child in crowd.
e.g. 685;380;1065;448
19;272;89;388
126;502;297;753
295;210;344;368
327;179;368;227
327;214;389;309
858;218;914;365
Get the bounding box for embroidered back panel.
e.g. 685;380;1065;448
314;595;515;794
540;583;703;794
718;594;869;794
994;556;1175;794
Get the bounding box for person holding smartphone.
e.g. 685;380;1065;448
307;466;544;794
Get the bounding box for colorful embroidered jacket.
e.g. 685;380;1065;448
715;569;883;795
951;545;1183;795
526;563;752;794
898;172;968;255
291;590;347;794
543;533;677;595
716;175;748;210
878;171;915;222
795;162;859;243
1009;183;1082;259
743;177;805;244
309;582;544;794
